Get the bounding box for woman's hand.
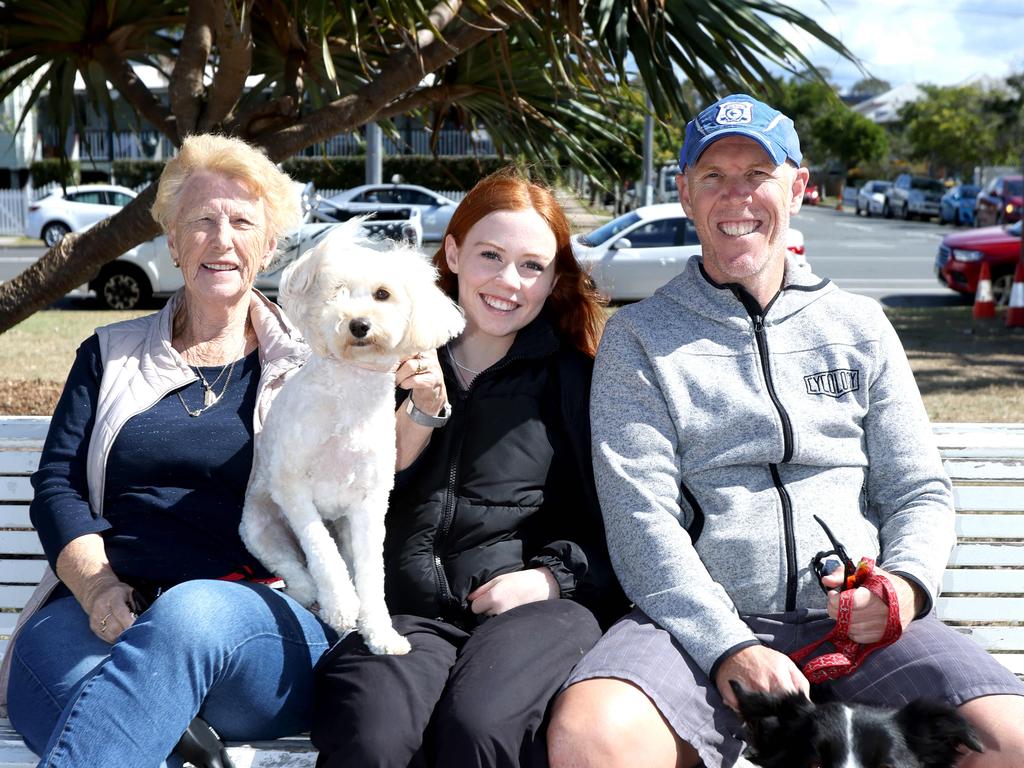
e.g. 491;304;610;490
56;533;137;643
396;350;447;419
468;567;559;617
83;577;137;643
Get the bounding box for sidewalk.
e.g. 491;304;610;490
554;188;613;232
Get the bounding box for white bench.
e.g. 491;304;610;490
1;416;1022;766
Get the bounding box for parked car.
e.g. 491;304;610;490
939;184;980;226
887;174;945;221
802;183;820;206
934;220;1022;305
855;180;892;217
325;183;458;241
26;184;137;246
974;174;1022;228
571;203;807;301
310;198;422;246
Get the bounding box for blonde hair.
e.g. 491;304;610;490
151;134;300;239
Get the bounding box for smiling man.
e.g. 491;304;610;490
547;94;1024;768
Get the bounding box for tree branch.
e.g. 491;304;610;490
169;0;215;139
0;188;161;333
259;3;520;160
200;0;254;131
374;84;481;120
93;48;176;142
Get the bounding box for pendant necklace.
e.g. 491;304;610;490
178;334;248;417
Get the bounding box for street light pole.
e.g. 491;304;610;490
642;94;655;207
366;122;382;185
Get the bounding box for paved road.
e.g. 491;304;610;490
1;204;970;309
793;205;964;307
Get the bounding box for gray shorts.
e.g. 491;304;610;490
563;607;1024;768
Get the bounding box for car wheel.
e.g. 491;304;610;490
94;263;152;310
41;222;71;247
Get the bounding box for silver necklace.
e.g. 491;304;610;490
178;336;247;417
448;347;483;375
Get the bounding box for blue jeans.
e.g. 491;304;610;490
7;580;333;767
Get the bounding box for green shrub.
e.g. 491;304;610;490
30;159;78;187
281;155;512;192
112;160;166;188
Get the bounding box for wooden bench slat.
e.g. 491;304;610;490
0;478;33;504
947;543;1024;567
989;653;1024;676
0;560;47;584
953;485;1024;512
0;586;39;612
0;614;19;637
936;596;1024;622
933;423;1024;457
0;506;31;529
0;533;43;556
944;458;1024;481
955;513;1024;539
952;626;1024;652
942;569;1024;594
0;454;38;475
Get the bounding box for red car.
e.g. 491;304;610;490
974;174;1022;227
935;220;1022;304
803;183;820;205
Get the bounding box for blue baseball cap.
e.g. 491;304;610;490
679;93;802;171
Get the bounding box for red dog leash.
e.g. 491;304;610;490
790;557;903;683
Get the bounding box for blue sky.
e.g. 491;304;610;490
781;0;1024;92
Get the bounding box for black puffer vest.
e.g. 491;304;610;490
384;315;623;630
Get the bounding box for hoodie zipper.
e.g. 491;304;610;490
749;304;798;611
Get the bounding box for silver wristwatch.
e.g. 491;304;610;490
404;395;452;427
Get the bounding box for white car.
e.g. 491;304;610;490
326;183;458;241
572;204;808;301
26;184;137;246
89;222;341;309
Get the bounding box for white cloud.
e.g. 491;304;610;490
779;0;1024;91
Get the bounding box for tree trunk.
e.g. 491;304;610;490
0;188;160;332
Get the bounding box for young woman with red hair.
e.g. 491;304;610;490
311;169;625;768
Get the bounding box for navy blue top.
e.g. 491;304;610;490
30;335;274;587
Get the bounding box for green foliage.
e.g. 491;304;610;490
280;156;511;191
981;72;1024;167
899;85;997;177
29;159;77;187
111;160;166;188
848;77;891;98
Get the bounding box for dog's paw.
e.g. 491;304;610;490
282;575;317;607
318;602;360;633
362;626;411;656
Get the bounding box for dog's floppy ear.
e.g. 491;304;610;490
279;246;320;320
896;698;984;767
730;680;815;766
401;255;465;352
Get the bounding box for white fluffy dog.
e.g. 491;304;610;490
241;221;465;654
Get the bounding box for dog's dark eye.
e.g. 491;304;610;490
373;288;390;301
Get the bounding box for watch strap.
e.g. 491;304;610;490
405;395;451;427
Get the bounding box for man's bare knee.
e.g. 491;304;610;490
548;678;699;768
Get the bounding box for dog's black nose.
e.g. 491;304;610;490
349;318;371;338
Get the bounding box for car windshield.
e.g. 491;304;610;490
960;185;979;197
580;211;641;246
912;178;945;193
1007;179;1023;196
1008;221;1022;237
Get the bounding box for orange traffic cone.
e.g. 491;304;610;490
1006;260;1024;328
973;262;996;320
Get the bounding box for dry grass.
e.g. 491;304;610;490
0;304;1021;421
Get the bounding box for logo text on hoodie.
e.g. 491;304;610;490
804;368;860;398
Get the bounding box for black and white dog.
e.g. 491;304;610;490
731;681;984;768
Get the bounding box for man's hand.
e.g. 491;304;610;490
467;567;559;617
714;645;809;711
820;565;923;642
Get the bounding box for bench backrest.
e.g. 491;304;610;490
2;418;1022;675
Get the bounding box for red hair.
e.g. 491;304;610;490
432;169;606;358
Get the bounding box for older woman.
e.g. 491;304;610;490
3;134;331;767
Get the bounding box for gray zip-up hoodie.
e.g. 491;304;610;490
591;254;955;677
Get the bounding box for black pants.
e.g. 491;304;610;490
311;599;602;768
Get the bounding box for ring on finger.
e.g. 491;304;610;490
99;612;112;630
